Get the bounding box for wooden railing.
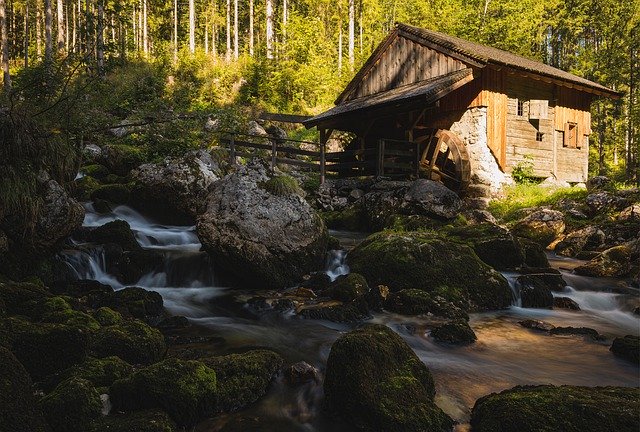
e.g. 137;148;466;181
219;132;421;183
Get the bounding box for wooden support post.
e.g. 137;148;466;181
414;140;420;178
229;133;236;165
319;129;327;184
377;139;385;177
271;138;277;172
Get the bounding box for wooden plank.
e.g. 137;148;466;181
275;157;319;169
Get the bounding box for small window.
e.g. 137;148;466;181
536;132;544;142
564;122;579;148
517;100;525;116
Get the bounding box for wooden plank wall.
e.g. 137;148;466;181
350;35;465;100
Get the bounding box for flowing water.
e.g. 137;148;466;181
60;203;640;430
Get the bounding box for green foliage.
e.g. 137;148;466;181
511;155;538;184
260;175;305;197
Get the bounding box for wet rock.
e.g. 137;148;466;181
85;220;140;251
90;319;165;365
42;356;133;393
40;377;102;432
360;181;406;230
555;226;606;257
553;296;580;310
298;300;369;323
320;206;366;231
431;320;477;345
0;347;48;432
324;324;454;432
512;209;565;246
401;178;462;219
518;238;550;267
517;268;567;292
110;358;218;427
197;161;328;289
386;289;468;319
549;326;601;338
112;287;164;321
472;385;640;432
586;175;611;191
157;316;190;331
516;276;554;308
199;349;283;412
347;231;512;311
618;204;640;222
92;409;177;432
284;361;320;386
90;183;132;204
363;284;390;311
519;319;555;331
324;273;368;302
610;335;639;365
0;280;51;317
131;150;222;224
114;249;163;284
80;163;111;180
575;243;633;278
93;198;112;213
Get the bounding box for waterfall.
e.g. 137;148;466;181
325;249;349;281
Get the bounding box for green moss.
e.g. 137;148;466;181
40;377;102;432
321;206;366;231
74;175;102;201
386;289;468;319
430;320;477;345
0;347;48;432
347;231;512;311
102;144;148;176
471;385;640;432
90;319;166;365
199;349;283;412
41;297;101;330
259;175;304;197
110;358;217;427
80;164;111;180
0;280;51;318
324;324;453;432
325;273;369;302
90;183;133;204
47;356;134;392
113;287;164;320
94;307;123;326
92;410;177;432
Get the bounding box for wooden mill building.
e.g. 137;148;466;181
303;23;620;194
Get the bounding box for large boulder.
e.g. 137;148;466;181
90;319;165;365
40;377;103;432
471;385;640;432
110;358;218;427
515;275;554;308
512;209;565;246
0;347;48;432
131;150;222;224
575;242;634;278
400;179;462;219
347;231;513;311
99;144;147;176
324;324;454;432
197;161;328;288
431;320;477;344
554;226;605;257
386;289;468;319
610;335;639;365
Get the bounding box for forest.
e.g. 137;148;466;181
0;0;638;181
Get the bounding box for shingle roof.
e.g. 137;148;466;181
304;68;474;128
396;23;618;97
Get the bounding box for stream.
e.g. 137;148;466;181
60;203;640;431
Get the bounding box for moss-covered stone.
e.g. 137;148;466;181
0;280;51;318
259;175;305;197
113;287;164;320
575;244;633;278
199;349;283;412
86;220;140;251
430;320;477;345
471;385;640;432
386;289;468;319
347;231;512;311
610;335;639;365
41;296;101;330
516;275;554;308
110;358;217;427
90;319;165;365
102;144;147;176
94;307;123;326
518;238;550;267
74;175;102;201
0;347;48;432
80;164;111;180
320;206;366;231
40;377;102;432
1;317;89;379
90;183;133;204
324;324;454;432
46;356;134;392
299;299;370;323
92;410;177;432
324;273;369;302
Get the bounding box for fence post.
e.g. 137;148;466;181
271;139;277;172
320;141;326;184
414;140;420;178
229;133;236;165
377;139;385;177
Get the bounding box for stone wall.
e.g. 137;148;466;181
449;107;512;197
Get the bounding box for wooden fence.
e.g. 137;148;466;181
219;132;422;183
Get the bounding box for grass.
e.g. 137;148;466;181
488;184;589;222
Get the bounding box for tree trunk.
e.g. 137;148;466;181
338;20;342;73
173;0;177;61
265;0;273;59
248;0;253;55
57;0;64;52
225;0;230;60
204;14;208;53
143;0;148;53
348;0;354;68
96;0;104;74
627;42;635;181
282;0;286;44
0;0;10;90
36;3;42;56
211;0;216;56
23;3;28;67
45;0;53;62
189;0;195;53
233;0;237;59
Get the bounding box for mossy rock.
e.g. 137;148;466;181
94;307;123;326
101;144;147;176
443;223;525;270
321;206;366;231
90;183;133;205
199;349;283;412
0;347;48;432
347;231;512;311
0;280;51;318
110;358;218;427
324;324;454;432
471;385;640;432
324;273;369;302
430;320;477;345
40;377;103;432
516;275;554;308
386;289;468;319
74;175;102;201
610;335;639;365
299;299;370;323
575;244;633;278
86;220;140;251
92;409;177;432
80;164;111;180
90;319;165;365
259;175;305;197
113;287;164;320
518;237;550;267
41;296;101;330
44;356;134;392
1;317;89;379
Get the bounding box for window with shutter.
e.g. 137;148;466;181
564;122;578;148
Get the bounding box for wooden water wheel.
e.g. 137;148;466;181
416;129;471;193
